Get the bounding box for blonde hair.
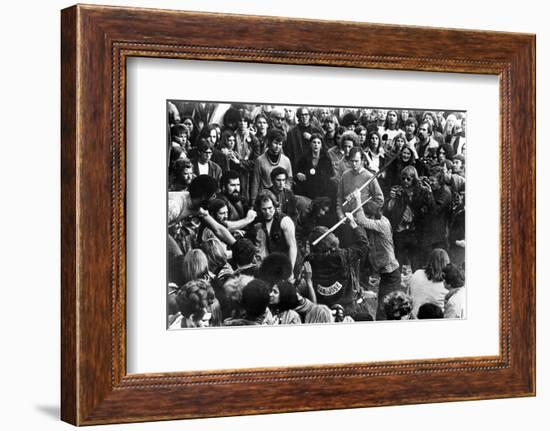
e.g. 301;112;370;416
182;249;210;284
305;304;334;324
201;238;227;271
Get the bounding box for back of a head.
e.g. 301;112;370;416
425;248;450;282
443;263;465;288
309;226;339;254
417;303;444;319
231;238;257;267
241;279;270;320
276;280;299;311
200;238;227;270
383;291;414;320
258;253;292;287
189;175;218;201
305;304;334;324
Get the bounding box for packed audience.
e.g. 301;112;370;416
167;102;466;328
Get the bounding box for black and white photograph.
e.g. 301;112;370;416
167;101;466;329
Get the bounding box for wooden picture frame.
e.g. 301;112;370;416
61;4;536;425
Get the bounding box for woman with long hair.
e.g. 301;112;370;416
408;248;450;318
378;109;404;150
268;281;302;325
295;133;335;199
384;165;433;270
364;130;385;174
386;144;417;188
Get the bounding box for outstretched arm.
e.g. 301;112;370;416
225;209;257;231
199;208;236;246
281;216;297;272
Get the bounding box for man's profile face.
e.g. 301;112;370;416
273;173;287;192
418;124;430;141
260;199;276;221
324;118;336;133
269;139;283;156
225;178;240;197
452;159;463;173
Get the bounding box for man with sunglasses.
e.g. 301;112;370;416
192;139;222;184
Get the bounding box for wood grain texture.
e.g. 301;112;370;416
60;4;536;425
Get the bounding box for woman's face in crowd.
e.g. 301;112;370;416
342;139;354;157
377;109;387;121
438;148;448;162
238;118;248;131
401;147;412;162
405;122;416;136
284;107;295;121
183;118;194;132
269;285;280;305
369;134;380;150
387;111;398;125
310;137;323;154
394;136;405;149
173;131;188;146
269;139;283;156
358;129;367;145
401;110;409;121
225;135;236;150
256;117;268;134
208;129;217;145
319;108;330;122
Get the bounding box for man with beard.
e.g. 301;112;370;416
251;130;293;202
198;198;257;245
168;175;235;246
219;170;249;221
284;107;324;173
416;121;440;159
250;191;297;275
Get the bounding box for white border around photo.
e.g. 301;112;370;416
126;57;499;374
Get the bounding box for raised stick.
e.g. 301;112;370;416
311;197;373;246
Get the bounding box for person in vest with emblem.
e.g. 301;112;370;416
306;213;369;318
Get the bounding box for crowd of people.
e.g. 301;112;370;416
166;102;466;328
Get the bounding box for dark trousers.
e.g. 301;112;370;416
376;267;403;321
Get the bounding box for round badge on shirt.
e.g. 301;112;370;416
309;168;316;175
